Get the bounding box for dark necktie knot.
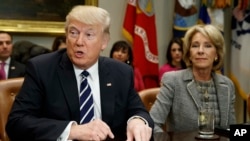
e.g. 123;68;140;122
0;62;5;66
81;70;89;78
0;62;6;80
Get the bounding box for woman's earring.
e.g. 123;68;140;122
126;60;130;64
215;57;218;61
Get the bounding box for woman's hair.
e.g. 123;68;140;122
182;24;225;71
165;37;186;68
109;40;133;66
65;5;110;36
51;36;66;51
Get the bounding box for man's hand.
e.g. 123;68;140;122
126;118;152;141
69;119;114;141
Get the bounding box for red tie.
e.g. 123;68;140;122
0;62;6;80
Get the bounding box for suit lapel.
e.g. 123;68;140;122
56;56;116;123
184;69;201;109
8;59;19;78
213;74;230;127
187;80;202;109
185;70;230;126
98;57;115;124
57;53;80;122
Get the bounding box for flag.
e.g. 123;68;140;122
123;0;159;88
230;3;250;101
173;0;198;38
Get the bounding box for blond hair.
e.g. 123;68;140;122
183;24;225;71
65;5;110;35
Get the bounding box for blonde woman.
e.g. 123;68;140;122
150;24;236;132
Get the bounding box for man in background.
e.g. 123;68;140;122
0;31;25;80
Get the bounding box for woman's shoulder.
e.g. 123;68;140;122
160;63;173;70
213;72;234;86
162;68;189;81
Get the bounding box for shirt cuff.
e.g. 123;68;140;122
127;115;149;126
57;121;77;141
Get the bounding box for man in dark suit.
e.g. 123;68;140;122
0;31;25;80
6;5;153;141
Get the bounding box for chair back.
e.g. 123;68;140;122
138;87;168;131
0;78;24;141
138;87;160;111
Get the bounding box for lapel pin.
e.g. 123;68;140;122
11;66;16;70
107;83;112;86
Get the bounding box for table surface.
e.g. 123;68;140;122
153;130;229;141
106;130;229;141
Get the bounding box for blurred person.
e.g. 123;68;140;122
159;37;186;81
0;31;25;80
6;5;153;141
150;24;236;132
51;35;67;51
110;40;145;92
12;40;51;65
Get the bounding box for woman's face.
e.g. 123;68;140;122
170;43;182;64
189;32;218;70
112;48;129;63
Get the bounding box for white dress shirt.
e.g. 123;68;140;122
57;60;147;141
74;61;102;119
58;61;101;141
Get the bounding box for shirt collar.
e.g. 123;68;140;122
1;57;11;65
73;61;99;79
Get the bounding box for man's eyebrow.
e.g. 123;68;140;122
68;26;77;30
0;40;11;42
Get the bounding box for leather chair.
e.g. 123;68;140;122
0;77;24;141
138;87;167;131
138;87;160;111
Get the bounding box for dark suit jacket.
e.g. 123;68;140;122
8;58;25;78
6;49;153;141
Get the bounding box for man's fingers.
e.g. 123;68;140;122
93;119;114;140
108;130;114;139
126;131;133;141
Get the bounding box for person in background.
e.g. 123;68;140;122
150;24;236;132
0;31;25;80
12;40;51;65
6;5;153;141
110;40;145;92
159;37;186;81
51;35;67;51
